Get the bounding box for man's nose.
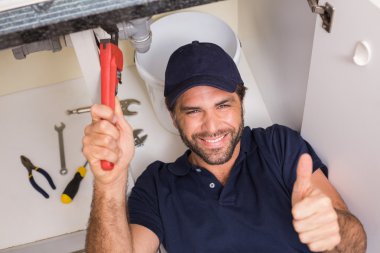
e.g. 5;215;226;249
202;111;219;132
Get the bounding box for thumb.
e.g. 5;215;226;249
114;97;124;118
292;153;313;206
114;97;134;143
114;97;131;132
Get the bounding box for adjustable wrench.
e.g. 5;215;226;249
54;122;68;175
99;30;123;170
133;129;147;147
66;98;140;116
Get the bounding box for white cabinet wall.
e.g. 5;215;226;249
240;0;380;252
301;1;380;252
238;0;316;130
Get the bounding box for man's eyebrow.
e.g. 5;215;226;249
215;99;232;106
179;97;237;111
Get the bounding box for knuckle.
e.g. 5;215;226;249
103;135;113;146
332;223;340;234
308;242;321;252
291;206;300;219
98;120;109;131
319;196;332;208
326;210;338;222
293;220;302;232
333;234;341;246
326;235;341;251
299;233;308;244
82;146;89;156
82;134;90;145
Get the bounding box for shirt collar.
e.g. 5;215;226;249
167;126;256;176
167;150;193;176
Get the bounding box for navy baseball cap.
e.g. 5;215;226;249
164;41;244;108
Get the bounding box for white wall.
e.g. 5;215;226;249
238;0;316;130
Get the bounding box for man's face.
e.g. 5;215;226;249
173;85;244;165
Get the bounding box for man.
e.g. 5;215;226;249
82;41;366;253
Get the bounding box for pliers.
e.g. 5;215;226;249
20;155;56;199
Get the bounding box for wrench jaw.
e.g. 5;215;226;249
54;122;65;131
120;99;140;116
133;129;147;147
66;98;140;116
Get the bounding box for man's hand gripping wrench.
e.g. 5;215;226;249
99;32;123;170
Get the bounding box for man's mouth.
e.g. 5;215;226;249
200;133;228;145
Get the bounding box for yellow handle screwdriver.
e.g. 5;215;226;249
61;161;87;204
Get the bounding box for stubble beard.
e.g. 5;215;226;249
177;118;244;165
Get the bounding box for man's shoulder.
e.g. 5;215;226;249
141;160;171;176
248;124;298;140
250;123;295;133
139;151;189;179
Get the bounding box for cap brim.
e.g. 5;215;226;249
166;75;238;108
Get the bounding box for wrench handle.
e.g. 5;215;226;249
101;160;114;170
99;40;123;171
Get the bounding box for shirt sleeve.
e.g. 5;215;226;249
128;161;164;242
256;124;328;194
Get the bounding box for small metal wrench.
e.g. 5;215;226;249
66;98;140;116
133;129;147;147
54;122;68;175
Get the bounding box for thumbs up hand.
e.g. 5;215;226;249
291;154;341;252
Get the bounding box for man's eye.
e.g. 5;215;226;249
217;104;230;109
186;109;200;115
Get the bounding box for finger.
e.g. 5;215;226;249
83;144;119;166
293;208;338;233
83;132;119;151
114;98;132;131
85;120;120;141
292;153;313;205
298;222;341;251
298;220;339;244
114;97;123;118
114;98;134;146
292;189;332;220
296;153;313;190
307;234;341;252
90;104;116;123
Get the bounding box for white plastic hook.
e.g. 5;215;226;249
353;41;372;66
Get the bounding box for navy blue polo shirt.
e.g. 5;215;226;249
128;124;328;253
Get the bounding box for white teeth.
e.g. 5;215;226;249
204;135;224;143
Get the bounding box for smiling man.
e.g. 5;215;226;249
82;41;366;253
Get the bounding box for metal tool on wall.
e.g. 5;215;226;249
54;122;68;175
66;98;140;116
20;155;56;199
133;129;147;147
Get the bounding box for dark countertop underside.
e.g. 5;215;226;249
0;0;223;50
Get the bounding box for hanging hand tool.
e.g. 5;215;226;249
99;29;124;170
54;122;68;175
61;161;87;204
20;155;56;199
133;129;148;147
66;98;140;116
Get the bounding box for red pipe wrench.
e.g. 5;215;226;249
99;37;123;170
